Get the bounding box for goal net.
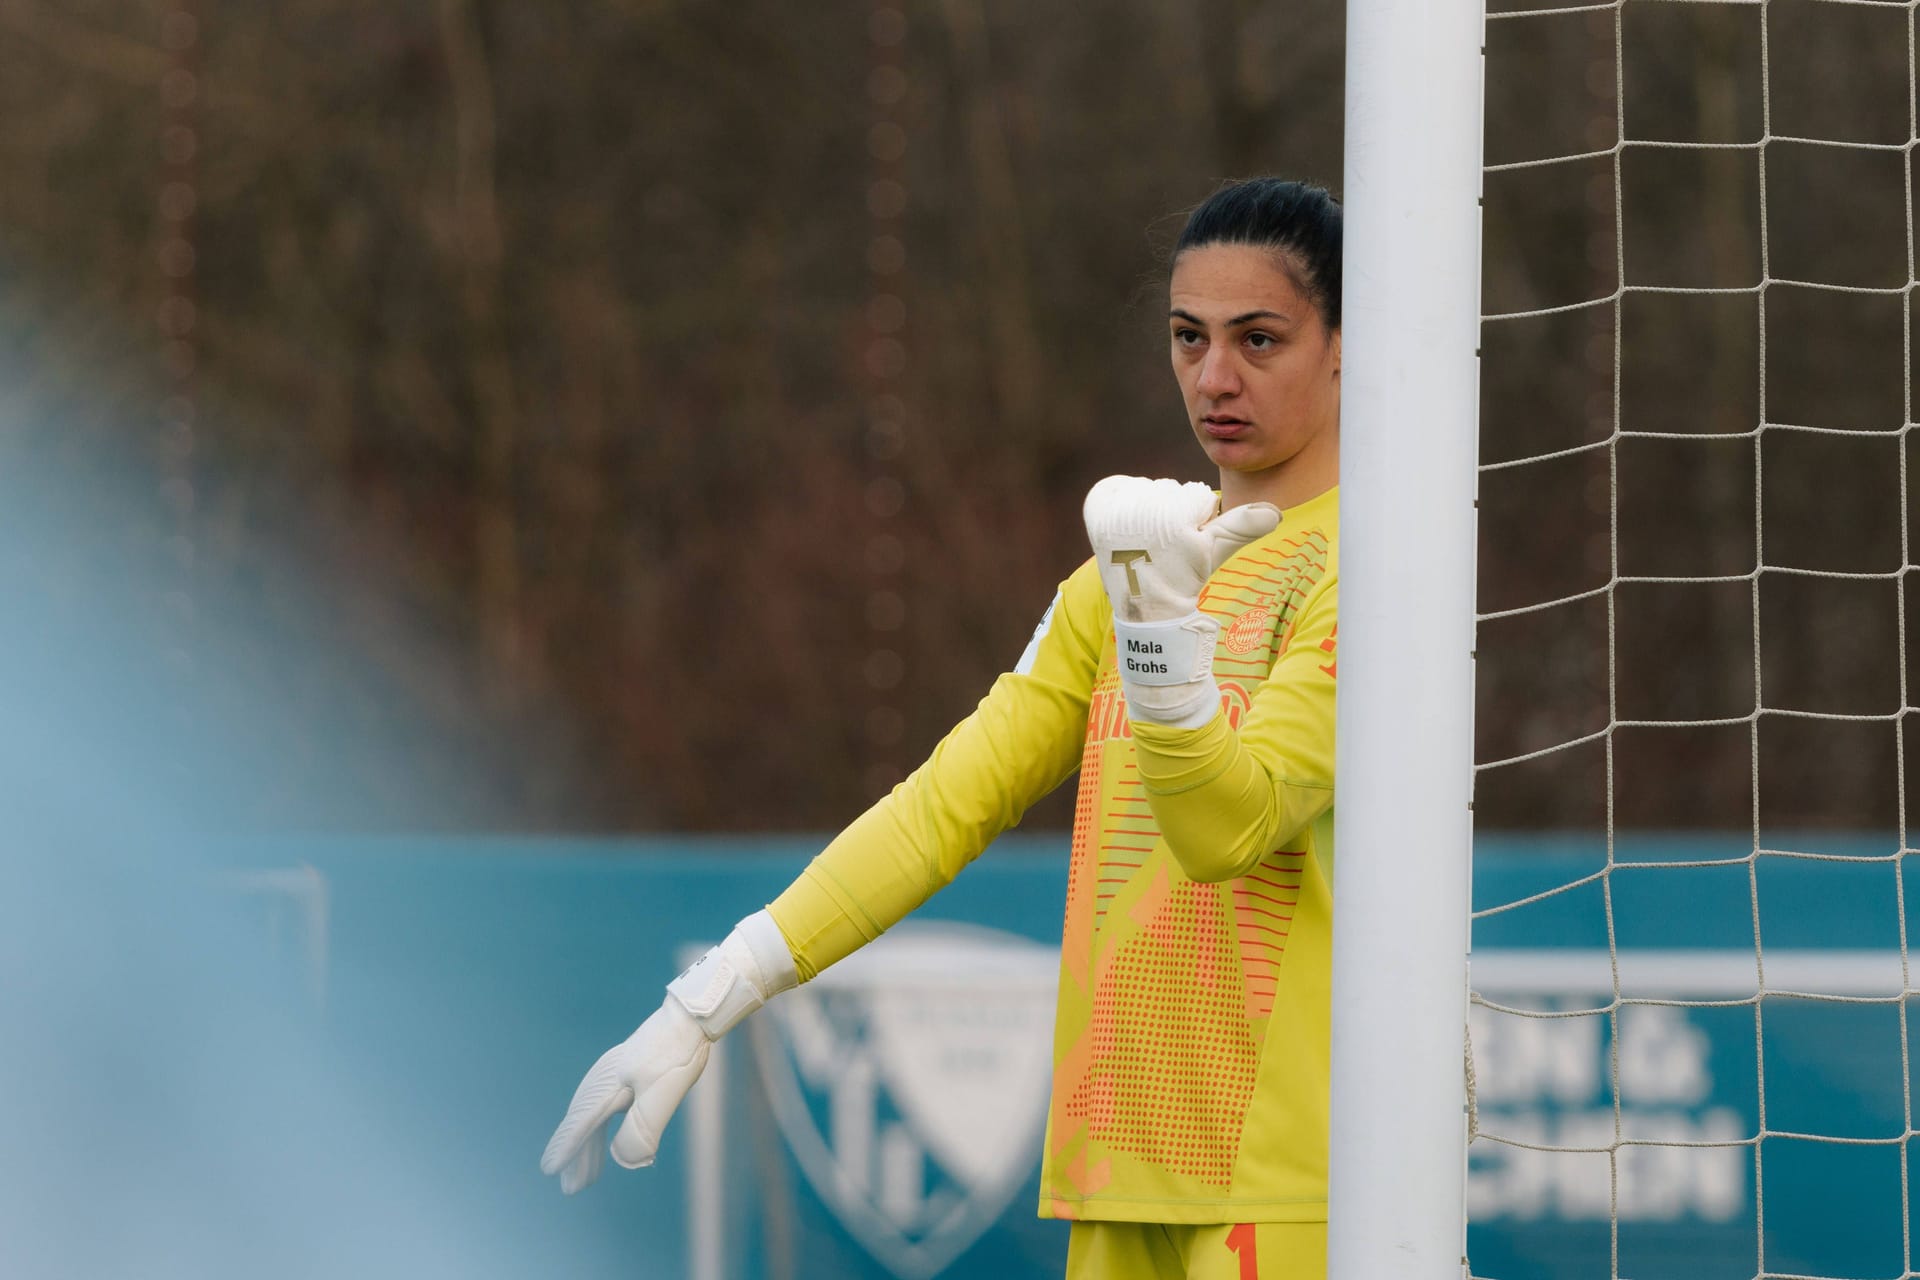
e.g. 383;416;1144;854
1470;2;1918;1277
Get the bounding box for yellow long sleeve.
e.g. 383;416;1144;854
767;559;1108;980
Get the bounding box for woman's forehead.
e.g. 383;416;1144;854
1168;243;1310;318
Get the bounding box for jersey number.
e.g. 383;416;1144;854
1224;1223;1258;1280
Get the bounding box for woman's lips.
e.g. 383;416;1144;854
1202;416;1250;439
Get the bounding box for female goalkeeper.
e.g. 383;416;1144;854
543;176;1343;1280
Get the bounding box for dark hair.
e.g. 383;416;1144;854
1174;178;1342;330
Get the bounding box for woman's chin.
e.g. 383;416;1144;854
1199;437;1279;472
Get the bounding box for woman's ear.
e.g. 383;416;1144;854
1331;328;1342;376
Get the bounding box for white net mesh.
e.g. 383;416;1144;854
1473;1;1919;1276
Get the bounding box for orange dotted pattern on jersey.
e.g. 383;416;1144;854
1061;730;1105;995
1066;880;1259;1187
1049;520;1334;1203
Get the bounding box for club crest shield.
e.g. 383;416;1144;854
750;922;1058;1278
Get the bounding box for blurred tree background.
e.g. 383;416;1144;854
0;0;1906;838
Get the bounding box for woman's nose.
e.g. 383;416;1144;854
1197;347;1240;398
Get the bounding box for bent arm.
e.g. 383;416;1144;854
1130;576;1339;883
768;561;1105;979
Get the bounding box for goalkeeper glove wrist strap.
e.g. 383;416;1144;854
665;909;800;1041
1113;612;1222;731
1113;613;1216;685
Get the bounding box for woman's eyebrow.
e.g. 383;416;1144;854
1168;307;1294;327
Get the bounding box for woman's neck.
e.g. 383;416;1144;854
1220;432;1340;513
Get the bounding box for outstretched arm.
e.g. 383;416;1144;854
541;561;1104;1191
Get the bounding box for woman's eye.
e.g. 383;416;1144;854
1245;331;1275;350
1174;328;1201;345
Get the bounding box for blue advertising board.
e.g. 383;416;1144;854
230;833;1910;1279
1468;834;1912;1280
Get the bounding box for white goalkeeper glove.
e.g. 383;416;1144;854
1083;475;1281;728
540;909;798;1194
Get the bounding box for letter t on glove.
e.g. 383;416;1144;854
1083;475;1281;728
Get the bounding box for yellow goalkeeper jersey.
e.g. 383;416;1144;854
767;484;1339;1225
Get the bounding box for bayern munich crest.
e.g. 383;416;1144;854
749;923;1058;1279
1222;606;1272;655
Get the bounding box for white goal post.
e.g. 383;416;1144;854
1327;0;1484;1276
